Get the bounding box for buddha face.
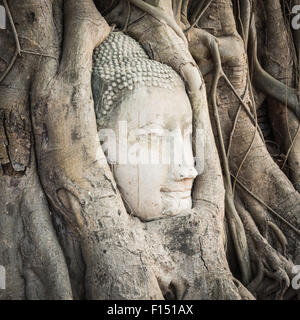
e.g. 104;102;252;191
100;86;198;221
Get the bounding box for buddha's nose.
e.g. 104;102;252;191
171;164;198;181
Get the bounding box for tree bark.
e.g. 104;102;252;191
0;0;299;300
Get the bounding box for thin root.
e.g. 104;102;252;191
0;0;21;84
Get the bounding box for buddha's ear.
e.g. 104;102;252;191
91;73;107;124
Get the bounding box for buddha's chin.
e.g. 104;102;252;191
161;191;192;217
127;191;193;222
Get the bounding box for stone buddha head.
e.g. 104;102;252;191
92;32;198;221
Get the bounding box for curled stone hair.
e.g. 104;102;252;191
92;32;185;128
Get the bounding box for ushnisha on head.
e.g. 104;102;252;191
92;32;198;221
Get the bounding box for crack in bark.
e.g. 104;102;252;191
199;238;209;271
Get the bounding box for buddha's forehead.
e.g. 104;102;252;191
115;87;192;129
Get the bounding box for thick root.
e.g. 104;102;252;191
235;198;294;299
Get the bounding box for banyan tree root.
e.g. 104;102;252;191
1;0;300;300
183;0;300;296
256;0;300;192
235;198;294;300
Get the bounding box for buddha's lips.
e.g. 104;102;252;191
160;182;193;193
